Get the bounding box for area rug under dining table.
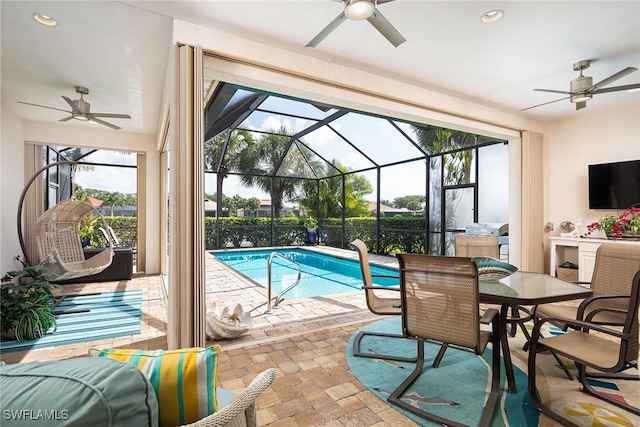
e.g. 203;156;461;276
346;316;639;426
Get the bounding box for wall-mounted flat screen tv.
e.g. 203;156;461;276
588;160;640;209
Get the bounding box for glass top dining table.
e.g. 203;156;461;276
480;271;593;305
479;271;593;393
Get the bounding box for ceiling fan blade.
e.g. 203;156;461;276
17;101;70;113
533;88;572;95
90;113;132;119
367;9;406;47
590;67;638;91
520;96;570;111
576;101;587;110
306;12;347;47
89;117;121;130
376;0;396;4
593;83;640;94
58;116;74;122
61;95;78;112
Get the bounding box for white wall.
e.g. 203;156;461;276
542;100;640;270
1;105;26;273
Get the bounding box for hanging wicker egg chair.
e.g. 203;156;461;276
18;160;114;282
35;199;114;281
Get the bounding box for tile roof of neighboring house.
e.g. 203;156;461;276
367;201;411;213
89;197;103;207
204;199;217;211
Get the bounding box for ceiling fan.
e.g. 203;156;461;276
306;0;406;48
17;86;131;130
521;60;640;111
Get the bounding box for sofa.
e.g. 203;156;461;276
0;348;275;427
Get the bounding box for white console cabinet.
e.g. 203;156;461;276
550;237;640;283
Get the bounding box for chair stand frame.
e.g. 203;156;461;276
388;336;501;427
579;363;640;416
352;330;418;363
529;351;640;427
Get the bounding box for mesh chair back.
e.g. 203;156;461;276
591;243;640;296
351;239;373;288
454;234;500;258
397;254;481;352
590;243;640;321
627;274;640;365
351;239;398;315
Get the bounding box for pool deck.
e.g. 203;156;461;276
205;245;399;349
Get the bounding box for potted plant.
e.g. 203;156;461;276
1;259;58;341
303;217;318;231
302;217;318;245
586;207;640;239
79;214;98;248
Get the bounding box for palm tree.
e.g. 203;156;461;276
100;191;127;216
235;125;316;217
205;128;254;214
299;159;372;218
412;127;477;185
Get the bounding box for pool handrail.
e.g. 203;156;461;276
266;252;302;312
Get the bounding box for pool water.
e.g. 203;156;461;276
211;248;398;300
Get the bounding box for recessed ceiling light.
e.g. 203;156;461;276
482;10;504;23
32;13;58;27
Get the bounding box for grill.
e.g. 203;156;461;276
464;223;509;247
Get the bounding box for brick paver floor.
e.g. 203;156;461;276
0;246;419;426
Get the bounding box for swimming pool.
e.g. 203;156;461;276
210;248;398;300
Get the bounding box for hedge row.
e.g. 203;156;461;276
86;216;431;255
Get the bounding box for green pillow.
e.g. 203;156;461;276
89;346;220;427
0;357;158;427
472;257;518;281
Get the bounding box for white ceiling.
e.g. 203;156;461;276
2;1;639;136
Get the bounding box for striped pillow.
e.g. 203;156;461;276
472;256;518;281
89;346;220;427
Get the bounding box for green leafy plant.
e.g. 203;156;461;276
586;207;640;239
79;214;98;248
303;217;318;230
1;258;58;341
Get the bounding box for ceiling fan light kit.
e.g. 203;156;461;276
344;0;375;20
307;0;405;48
522;59;640;112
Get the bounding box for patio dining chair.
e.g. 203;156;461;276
388;253;501;427
533;242;640;379
349;239;417;363
454;234;531;340
528;270;640;424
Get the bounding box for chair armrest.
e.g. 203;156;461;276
371;274;399;279
577;294;630;321
480;308;499;324
362;285;400;292
531;316;629;343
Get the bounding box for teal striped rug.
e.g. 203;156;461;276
0;290;142;353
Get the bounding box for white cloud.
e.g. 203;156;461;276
74;150;137;193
